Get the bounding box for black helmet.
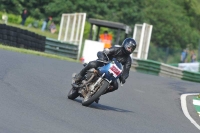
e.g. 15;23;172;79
122;38;136;54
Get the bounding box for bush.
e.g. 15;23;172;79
148;44;184;64
0;11;45;27
7;14;21;24
0;11;92;49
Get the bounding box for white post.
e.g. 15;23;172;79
144;24;153;59
137;23;145;59
133;25;137;39
75;14;82;44
132;24;143;59
70;14;77;43
64;15;70;42
58;14;64;41
77;13;86;60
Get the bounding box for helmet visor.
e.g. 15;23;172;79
125;42;135;53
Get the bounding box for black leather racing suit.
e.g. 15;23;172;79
78;46;132;93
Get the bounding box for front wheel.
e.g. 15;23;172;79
82;80;109;106
68;88;79;100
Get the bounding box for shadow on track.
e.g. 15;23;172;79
72;99;134;113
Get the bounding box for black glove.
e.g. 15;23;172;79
119;76;126;84
97;51;108;61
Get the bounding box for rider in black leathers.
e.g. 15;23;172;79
74;38;137;101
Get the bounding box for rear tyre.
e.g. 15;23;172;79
82;80;109;106
68;88;79;100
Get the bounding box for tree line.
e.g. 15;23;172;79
1;0;200;50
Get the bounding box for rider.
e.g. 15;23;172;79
74;38;137;102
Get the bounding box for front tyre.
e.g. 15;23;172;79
82;80;109;106
68;88;79;100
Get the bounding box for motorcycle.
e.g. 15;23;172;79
68;58;123;106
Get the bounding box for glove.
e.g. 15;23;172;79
97;52;108;61
119;76;126;84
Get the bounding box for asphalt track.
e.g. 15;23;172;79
0;49;200;133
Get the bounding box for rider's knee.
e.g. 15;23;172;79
87;61;97;68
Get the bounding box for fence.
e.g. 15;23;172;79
148;45;200;64
58;13;86;59
133;23;153;59
0;24;79;60
0;24;46;51
131;57;200;83
45;38;78;59
1;24;200;82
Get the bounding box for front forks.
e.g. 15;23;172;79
89;73;105;93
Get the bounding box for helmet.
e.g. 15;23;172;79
122;38;137;54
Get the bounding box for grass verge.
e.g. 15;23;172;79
6;23;58;39
0;44;79;63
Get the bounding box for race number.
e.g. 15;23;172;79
108;64;122;78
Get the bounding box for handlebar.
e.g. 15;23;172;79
96;59;110;64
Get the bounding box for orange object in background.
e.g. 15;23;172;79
99;31;112;48
80;57;84;64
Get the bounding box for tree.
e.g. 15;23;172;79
0;0;23;14
136;0;199;49
1;0;200;50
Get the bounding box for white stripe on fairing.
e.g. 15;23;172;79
181;93;200;130
193;100;200;106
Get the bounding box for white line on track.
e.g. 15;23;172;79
181;93;200;130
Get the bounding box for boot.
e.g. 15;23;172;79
74;66;88;82
95;97;100;103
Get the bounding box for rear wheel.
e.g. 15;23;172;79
82;80;109;106
68;88;79;100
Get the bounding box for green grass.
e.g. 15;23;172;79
0;44;79;63
0;21;79;62
6;22;58;39
0;22;81;62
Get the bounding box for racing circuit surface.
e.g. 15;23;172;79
0;49;200;133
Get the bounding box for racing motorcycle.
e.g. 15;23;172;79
68;58;123;106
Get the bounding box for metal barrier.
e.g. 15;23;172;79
131;58;200;83
45;38;78;59
132;59;161;75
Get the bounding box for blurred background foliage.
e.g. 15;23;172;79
0;0;200;63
